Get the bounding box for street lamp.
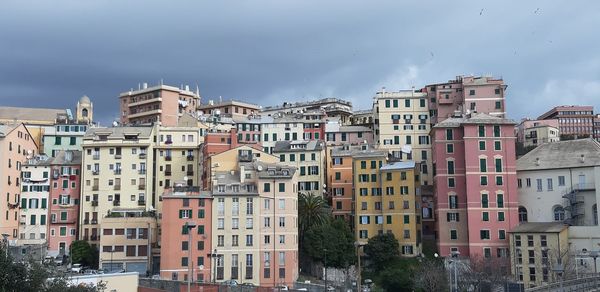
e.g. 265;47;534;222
184;222;197;292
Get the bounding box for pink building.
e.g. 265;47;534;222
538;105;594;138
325;125;373;146
160;186;213;282
432;113;519;259
423;75;507;124
515;118;559;145
47;150;82;257
0;123;37;241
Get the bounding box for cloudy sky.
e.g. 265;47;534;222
1;1;599;124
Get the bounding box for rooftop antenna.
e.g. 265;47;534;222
160;78;164;86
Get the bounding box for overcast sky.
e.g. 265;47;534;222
1;1;599;125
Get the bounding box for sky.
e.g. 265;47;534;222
1;1;599;125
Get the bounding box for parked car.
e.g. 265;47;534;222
70;263;84;273
53;257;64;266
84;269;98;275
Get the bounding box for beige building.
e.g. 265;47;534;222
509;222;569;289
373;90;433;185
273;140;326;197
99;212;157;274
524;125;560;148
79;126;155;247
0;124;38;242
65;272;139;291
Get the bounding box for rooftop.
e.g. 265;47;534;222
48;150;82;165
83;126;154;140
509;222;568;233
0;106;67;124
517;138;600;171
0;124;19;137
434;112;515;128
119;84;200;98
337;125;372;133
330;144;381;157
380;161;416;171
273;140;324;153
261;98;352;111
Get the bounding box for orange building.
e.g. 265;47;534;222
160;186;213;282
327;145;365;225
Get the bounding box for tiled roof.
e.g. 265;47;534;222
0;106;66;124
517;138;600;171
509;222;568;233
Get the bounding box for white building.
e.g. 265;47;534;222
516;139;600;269
19;156;51;246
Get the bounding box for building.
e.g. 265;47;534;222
352;147;422;256
324;122;373;146
349;109;374;129
538;105;594;139
63;272;139;292
76;95;94;124
198;99;260;118
509;222;569;288
19;156;51;249
516;139;600;267
0;124;38;243
159;186;213;282
42;122;90;157
260;98;352;124
47;150;82;257
79;126;155;247
273;140;326;197
594;114;600;142
209;147;298;286
523;125;560;149
99;211;157;275
119;83;200;126
372;90;433;186
432;113;518;259
423;75;507;124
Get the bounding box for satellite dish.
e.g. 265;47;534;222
199;265;204;270
257;165;263;171
184;176;188;181
112;121;119;127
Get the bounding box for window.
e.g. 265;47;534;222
484;248;491;259
482;212;489;221
541;235;547;247
558;176;565;186
479;158;487;172
553;206;565;221
497;194;504;208
493;125;501;137
449;195;458;209
447;144;454;153
447;161;454;174
446;129;453;140
498;211;505;221
469;89;475;95
480;176;488;186
481;194;489;208
447;212;459;222
494;141;501;150
518;206;528;222
495;158;502;172
536;179;543;192
479;141;486;150
448;178;455;188
478;125;485;137
499;230;506;240
450;230;457;240
405;99;410;107
526;178;531;187
496;176;503;185
547;178;553;191
480;230;490;240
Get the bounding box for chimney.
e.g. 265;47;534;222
142;82;148;89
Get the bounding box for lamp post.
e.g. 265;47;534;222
185;222;197;292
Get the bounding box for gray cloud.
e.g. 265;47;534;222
1;0;599;124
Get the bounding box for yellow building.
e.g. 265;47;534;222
273;140;326;198
509;222;569;289
372;90;432;186
354;148;422;256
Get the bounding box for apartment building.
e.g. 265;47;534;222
523;125;560;149
119;83;200;126
432;113;518;259
349;109;374;129
261;98;352;124
324;122;373;146
509;223;569;288
80;126;155;247
47;150;82;257
233;114;263;146
516;139;600;264
19;156;51;247
423;75;507;124
273;140;326;197
198;100;260;118
353;148;387;243
261;113;325;154
160;186;213;282
209;147;298;286
373;90;432;185
0;124;38;242
99;212;157;275
153;126;201;217
0;107;66;150
538;105;594;139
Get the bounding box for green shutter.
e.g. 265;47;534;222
279;183;285;192
300;154;305;161
21;198;27;209
403;215;409;224
480;159;487;172
41;198;47;209
264;183;270;192
40;215;46;225
198;209;205;218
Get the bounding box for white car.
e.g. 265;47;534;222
71;263;84;273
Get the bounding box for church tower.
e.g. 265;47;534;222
76;95;93;124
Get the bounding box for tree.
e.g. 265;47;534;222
363;233;399;270
298;193;329;249
70;240;97;268
414;258;448;292
458;256;510;292
303;218;356;268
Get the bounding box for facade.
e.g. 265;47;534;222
523;125;560;148
273;140;326;197
0;124;38;242
19;156;51;248
260;98;352;124
119;83;200;126
432;113;518;258
538;105;594;139
324;123;373;146
160;187;213;282
515;119;559;146
509;223;569;288
349;109;374;129
47;150;82;257
198;100;260;118
594;114;600;141
42;122;89;157
373;90;433;186
79;126;155;247
515;139;600;268
98;212;157;274
423;75;507;124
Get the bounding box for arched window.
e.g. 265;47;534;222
518;206;528;222
553;206;565;221
593;204;598;225
82;108;89;117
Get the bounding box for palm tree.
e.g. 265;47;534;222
298;192;330;247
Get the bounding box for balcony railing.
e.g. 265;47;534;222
93;155;100;160
91;200;98;207
114;184;121;190
92;170;99;175
186;155;194;161
138;184;146;190
186;170;194;176
83;219;89;224
139;153;147;159
113;200;120;207
115;154;122;159
91;219;98;224
114;169;122;175
138;169;146;175
165;156;172;161
137;200;146;206
165;171;172;176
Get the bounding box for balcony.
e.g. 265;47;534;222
187;170;194;176
128;97;162;107
127;109;162;119
165;171;172;176
186;155;194;161
91;219;98;224
113;200;120;207
92;170;99;175
139;169;146;175
90;235;99;241
91;200;98;207
93;155;100;160
138;184;146;190
114;169;122;175
92;185;99;191
115;154;122;159
83;219;89;224
7;202;19;209
139;153;147;159
165;156;172;161
137;200;146;206
19;218;26;225
114;184;121;190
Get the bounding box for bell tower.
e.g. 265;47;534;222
76;95;93;124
